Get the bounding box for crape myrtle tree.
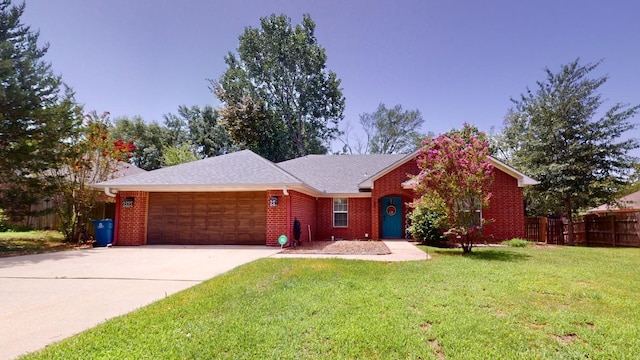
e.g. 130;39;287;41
213;14;345;162
501;59;639;245
409;124;494;253
50;111;135;242
0;0;77;220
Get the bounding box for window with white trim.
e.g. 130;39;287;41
333;198;348;227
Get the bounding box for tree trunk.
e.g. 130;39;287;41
564;197;575;246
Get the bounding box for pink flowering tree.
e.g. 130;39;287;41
410;124;494;253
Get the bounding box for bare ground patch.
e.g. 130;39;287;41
279;240;391;255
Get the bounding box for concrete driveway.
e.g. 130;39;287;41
0;245;280;359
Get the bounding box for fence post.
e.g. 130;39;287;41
541;217;548;243
610;215;616;247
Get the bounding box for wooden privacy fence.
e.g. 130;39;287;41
525;213;640;247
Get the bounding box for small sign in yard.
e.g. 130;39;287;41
278;234;288;248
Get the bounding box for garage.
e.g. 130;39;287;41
147;191;266;245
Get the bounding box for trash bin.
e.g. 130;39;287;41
91;219;114;247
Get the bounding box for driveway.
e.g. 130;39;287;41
0;245;280;359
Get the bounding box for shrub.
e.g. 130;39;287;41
501;238;531;247
407;203;448;244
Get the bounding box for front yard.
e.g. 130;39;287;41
22;245;640;359
0;231;74;257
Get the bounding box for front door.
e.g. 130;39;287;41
381;197;402;238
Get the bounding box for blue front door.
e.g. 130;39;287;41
381;197;402;238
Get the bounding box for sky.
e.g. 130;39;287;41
22;0;640;152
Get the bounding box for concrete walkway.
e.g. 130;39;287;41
271;240;429;261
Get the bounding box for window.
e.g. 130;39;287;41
456;198;482;228
333;198;348;227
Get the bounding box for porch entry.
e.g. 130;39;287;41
381;196;403;238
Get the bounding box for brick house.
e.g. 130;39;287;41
91;150;536;246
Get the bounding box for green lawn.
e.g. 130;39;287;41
0;231;68;257
22;246;640;359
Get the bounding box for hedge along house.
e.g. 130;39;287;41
91;149;537;246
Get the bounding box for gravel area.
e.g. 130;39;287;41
280;240;391;255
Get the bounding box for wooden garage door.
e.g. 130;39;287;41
147;192;266;245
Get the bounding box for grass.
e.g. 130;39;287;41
22;246;640;359
0;231;69;257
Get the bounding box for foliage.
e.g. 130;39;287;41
501;238;531;247
0;0;78;220
50;111;135;242
501;59;639;244
23;247;640;359
359;103;425;154
161;143;199;167
411;124;494;252
214;14;345;161
407;195;448;243
110;116;168;170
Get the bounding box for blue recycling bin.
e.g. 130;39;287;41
91;219;114;247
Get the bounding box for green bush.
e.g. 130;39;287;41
407;204;447;243
501;238;531;247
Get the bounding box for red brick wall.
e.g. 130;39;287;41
371;159;418;239
115;191;148;246
290;191;316;244
483;169;525;241
316;197;371;240
266;190;288;246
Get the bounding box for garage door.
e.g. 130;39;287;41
147;192;266;245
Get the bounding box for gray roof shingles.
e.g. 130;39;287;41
276;154;407;194
96;150;303;187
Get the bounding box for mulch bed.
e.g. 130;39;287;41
279;240;391;255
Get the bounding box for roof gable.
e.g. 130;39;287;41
360;150;538;189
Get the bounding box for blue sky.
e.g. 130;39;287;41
23;0;640;151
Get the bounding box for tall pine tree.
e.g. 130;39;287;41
0;0;78;220
501;59;639;245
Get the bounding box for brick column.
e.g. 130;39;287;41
115;191;148;246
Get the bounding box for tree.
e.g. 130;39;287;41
213;14;345;161
501;59;639;245
172;105;236;158
0;0;77;220
360;103;426;154
162;143;199;167
410;124;494;253
111;116;168;170
51;111;134;242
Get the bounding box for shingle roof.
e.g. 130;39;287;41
276;154;407;194
95;150;303;189
589;190;640;213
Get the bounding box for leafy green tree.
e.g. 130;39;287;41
0;0;78;220
501;59;639;245
359;103;426;154
213;14;345;161
172;105;236;158
162;143;199;167
111;116;168;170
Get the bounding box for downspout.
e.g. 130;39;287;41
104;187;118;198
113;193;120;246
286;191;292;247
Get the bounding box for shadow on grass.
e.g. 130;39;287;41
430;248;531;262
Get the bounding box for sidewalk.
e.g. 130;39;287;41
270;240;429;261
